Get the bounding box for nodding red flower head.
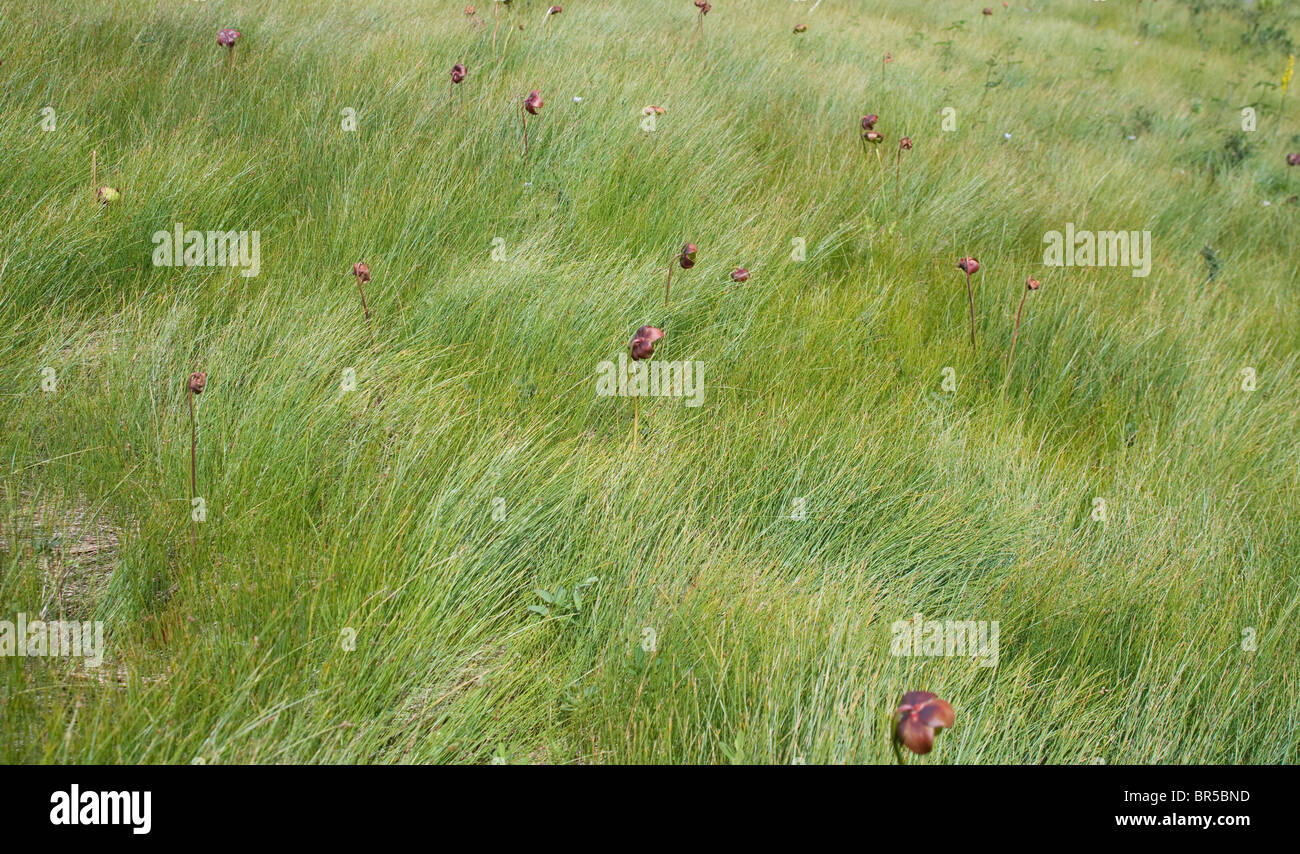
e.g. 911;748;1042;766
894;691;955;756
731;267;750;282
465;5;476;15
524;90;543;115
884;53;893;63
793;24;808;33
864;131;884;144
694;1;711;13
548;4;562;13
678;243;698;269
217;29;241;47
188;372;208;395
1287;153;1300;167
628;326;665;361
861;114;878;131
899;136;913;150
352;262;371;283
451;63;467;83
642;105;666;116
957;256;980;275
983;7;993;15
1026;275;1041;291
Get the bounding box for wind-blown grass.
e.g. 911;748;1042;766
0;0;1297;764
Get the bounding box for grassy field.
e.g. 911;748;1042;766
1;0;1297;764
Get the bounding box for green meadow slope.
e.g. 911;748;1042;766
1;0;1297;763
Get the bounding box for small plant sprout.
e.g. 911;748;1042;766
730;267;750;282
893;691;955;762
628;325;664;449
521;90;543;160
217;28;241;69
895;136;913;191
450;63;466;105
187;370;208;559
1003;275;1041;396
91;150;119;204
665;243;697;306
352;262;372;320
957;256;981;351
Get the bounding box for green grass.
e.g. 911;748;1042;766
1;0;1297;764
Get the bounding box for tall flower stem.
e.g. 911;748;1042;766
188;388;198;560
91;149;97;199
521;104;529;161
1003;289;1029;395
356;280;371;320
966;270;977;351
663;261;674;306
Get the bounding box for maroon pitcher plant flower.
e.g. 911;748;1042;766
352;262;372;320
731;267;750;283
864;130;884;166
896;135;913;191
450;63;466;106
629;325;664;361
521;90;543;160
894;691;955;759
627;325;664;449
665;243;697;305
217;28;241;69
1004;275;1041;396
958;256;980;351
693;1;711;62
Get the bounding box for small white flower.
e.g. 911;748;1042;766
573;96;583;103
1262;200;1271;206
1003;132;1012;140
